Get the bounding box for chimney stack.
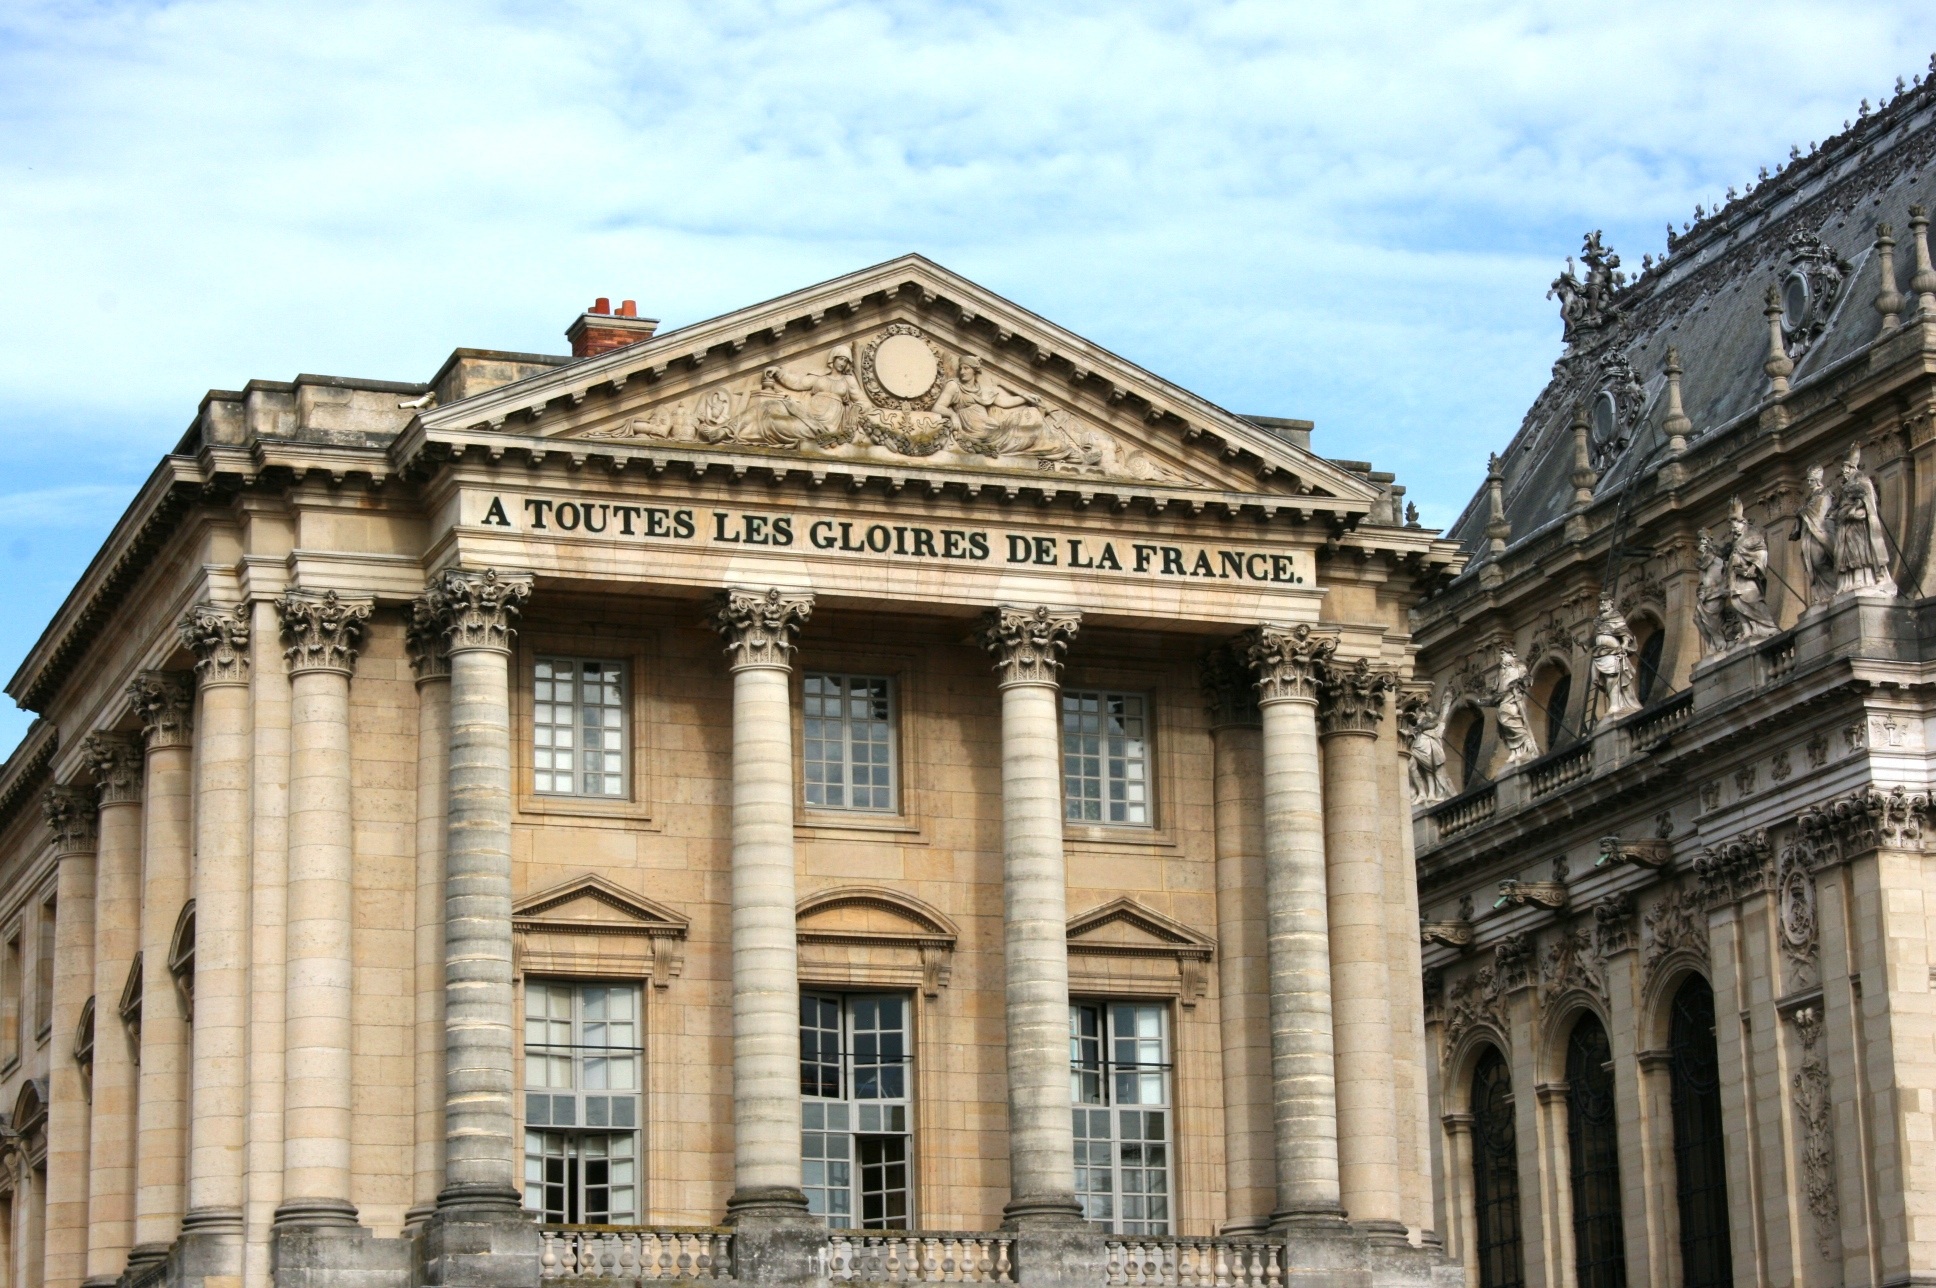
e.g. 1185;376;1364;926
567;297;660;359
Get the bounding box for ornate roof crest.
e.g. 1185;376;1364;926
1548;231;1627;344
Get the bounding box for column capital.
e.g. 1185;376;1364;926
1317;656;1397;737
127;671;194;749
405;591;450;683
81;732;144;806
277;589;373;677
1242;623;1335;704
179;602;252;686
976;605;1080;687
710;587;814;670
42;784;99;855
1200;640;1261;728
432;568;532;656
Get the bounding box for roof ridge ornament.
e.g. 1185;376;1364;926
1547;231;1625;345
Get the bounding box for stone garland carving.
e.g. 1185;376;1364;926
1539;926;1608;1009
577;324;1185;483
434;568;533;653
1643;883;1710;992
1587;595;1641;720
126;672;192;754
1788;1005;1841;1262
1317;657;1397;736
1397;690;1454;806
1198;643;1260;729
1441;965;1510;1059
178;602;252;684
1828;444;1897;597
1774;832;1820;991
1693;829;1773;910
41;784;98;853
976;605;1079;686
1594;891;1637;956
1528;614;1578;667
405;591;451;682
1489;645;1539;767
277;589;373;676
1587;350;1648;470
1243;624;1336;703
1694;498;1779;657
1806;732;1830;768
711;588;816;670
81;733;144;806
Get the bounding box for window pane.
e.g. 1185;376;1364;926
533;658;626;798
1062;692;1150;826
1069;1001;1170;1233
521;980;644;1224
800;993;913;1229
802;674;896;813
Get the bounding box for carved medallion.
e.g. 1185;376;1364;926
863;326;942;406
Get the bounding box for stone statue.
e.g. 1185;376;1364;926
934;354;1098;469
1588;595;1641;719
747;346;868;449
1398;690;1454;806
1794;464;1837;606
1491;646;1539;767
1694;532;1729;654
1547;231;1625;342
1724;497;1778;644
1829;445;1896;595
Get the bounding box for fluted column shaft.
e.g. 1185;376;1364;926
979;605;1084;1226
274;590;372;1227
42;786;99;1288
128;673;195;1270
710;588;814;1217
1202;647;1273;1234
179;602;255;1253
84;736;145;1286
408;600;452;1227
1245;625;1344;1227
1318;659;1404;1238
436;569;532;1212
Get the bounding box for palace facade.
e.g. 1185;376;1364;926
1410;63;1936;1288
0;257;1460;1288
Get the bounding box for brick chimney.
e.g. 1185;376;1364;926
566;297;659;358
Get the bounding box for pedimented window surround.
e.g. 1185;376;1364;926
1066;897;1215;1008
796;886;960;999
512;874;691;990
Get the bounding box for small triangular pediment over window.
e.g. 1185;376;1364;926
513;874;690;989
513;873;691;932
1065;897;1215;1007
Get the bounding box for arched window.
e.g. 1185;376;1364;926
1566;1014;1627;1288
1636;628;1666;705
1471;1048;1526;1288
1541;670;1573;750
1459;713;1487;790
1669;976;1732;1288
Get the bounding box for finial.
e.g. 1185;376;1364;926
1570;402;1596;510
1662;347;1691;454
1758;166;1769;181
1875;223;1904;331
1763;283;1794;398
1694;203;1705;219
1859;99;1870;118
1909;205;1936;318
1642;253;1654;271
1790;144;1801;160
1726;185;1737;201
1484;454;1511;557
1897;76;1907;96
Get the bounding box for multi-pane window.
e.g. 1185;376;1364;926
533;658;626;797
1669;976;1732;1288
1062;692;1150;826
1471;1047;1526;1288
523;981;642;1224
800;993;912;1229
1070;1002;1171;1234
1566;1015;1627;1288
803;674;896;812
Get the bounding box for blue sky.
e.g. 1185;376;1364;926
3;1;1935;754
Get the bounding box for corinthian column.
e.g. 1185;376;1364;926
1317;657;1405;1242
710;587;815;1219
435;569;532;1216
41;784;98;1288
976;605;1084;1226
126;671;193;1276
273;590;372;1229
1200;645;1273;1234
406;595;451;1230
178;602;254;1262
82;734;144;1288
1242;624;1344;1229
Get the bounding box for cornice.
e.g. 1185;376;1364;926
0;723;58;845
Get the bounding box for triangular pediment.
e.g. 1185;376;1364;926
513;873;690;932
1066;897;1215;956
418;255;1380;508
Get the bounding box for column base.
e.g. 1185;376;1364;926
271;1220;410;1288
175;1209;246;1288
1000;1193;1087;1229
83;1276;122;1288
1352;1218;1413;1248
401;1203;437;1236
275;1197;362;1230
724;1185;812;1223
1007;1224;1106;1288
413;1205;539;1288
433;1183;523;1221
122;1242;171;1280
726;1212;829;1288
1269;1202;1350;1234
1218;1218;1272;1237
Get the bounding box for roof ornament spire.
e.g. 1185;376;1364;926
1763;284;1795;400
1547;231;1623;343
1484;453;1511;557
1662;348;1692;456
1908;205;1936;320
1570;403;1597;510
1874;224;1904;332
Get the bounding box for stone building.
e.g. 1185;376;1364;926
1410;64;1936;1288
0;256;1462;1288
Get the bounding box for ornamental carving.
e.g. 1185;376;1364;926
1643;884;1709;991
1597;824;1673;871
578;325;1184;483
1420;917;1474;951
1539;926;1607;1010
712;588;816;670
434;568;532;653
1694;498;1778;656
1693;829;1773;909
81;733;144;806
1774;834;1820;991
1317;657;1397;737
277;590;373;677
1594;891;1637;956
1493;932;1535;993
178;602;251;684
42;784;98;853
1586;350;1647;471
405;590;450;682
1779;232;1852;360
127;672;193;749
976;605;1079;687
1547;230;1626;344
1398;690;1454;806
1495;881;1568;913
1788;1006;1840;1262
1243;624;1335;704
1442;966;1510;1058
1793;785;1931;866
1198;643;1259;729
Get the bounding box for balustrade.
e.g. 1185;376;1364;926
539;1228;734;1281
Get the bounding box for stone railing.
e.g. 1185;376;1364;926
1102;1238;1284;1287
1761;636;1798;685
1527;741;1594;799
1623;690;1693;750
1431;783;1498;839
828;1233;1016;1283
540;1227;734;1280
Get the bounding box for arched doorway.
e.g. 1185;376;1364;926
1471;1047;1526;1288
1669;976;1732;1288
1565;1013;1626;1288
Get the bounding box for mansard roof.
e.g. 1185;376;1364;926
1444;69;1936;560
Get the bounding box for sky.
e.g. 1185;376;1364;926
2;0;1935;755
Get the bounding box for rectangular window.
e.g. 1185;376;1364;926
1070;1002;1172;1234
36;899;55;1039
1062;691;1150;826
800;993;912;1229
2;932;18;1063
533;658;626;798
522;980;642;1224
802;673;896;812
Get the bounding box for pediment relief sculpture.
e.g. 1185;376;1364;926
574;323;1187;484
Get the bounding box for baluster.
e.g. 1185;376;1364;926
541;1231;560;1279
995;1239;1012;1284
1179;1243;1197;1288
682;1234;700;1279
620;1233;640;1280
971;1239;991;1283
941;1238;957;1283
922;1239;938;1282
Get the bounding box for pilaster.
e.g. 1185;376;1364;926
42;784;98;1288
81;734;143;1287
